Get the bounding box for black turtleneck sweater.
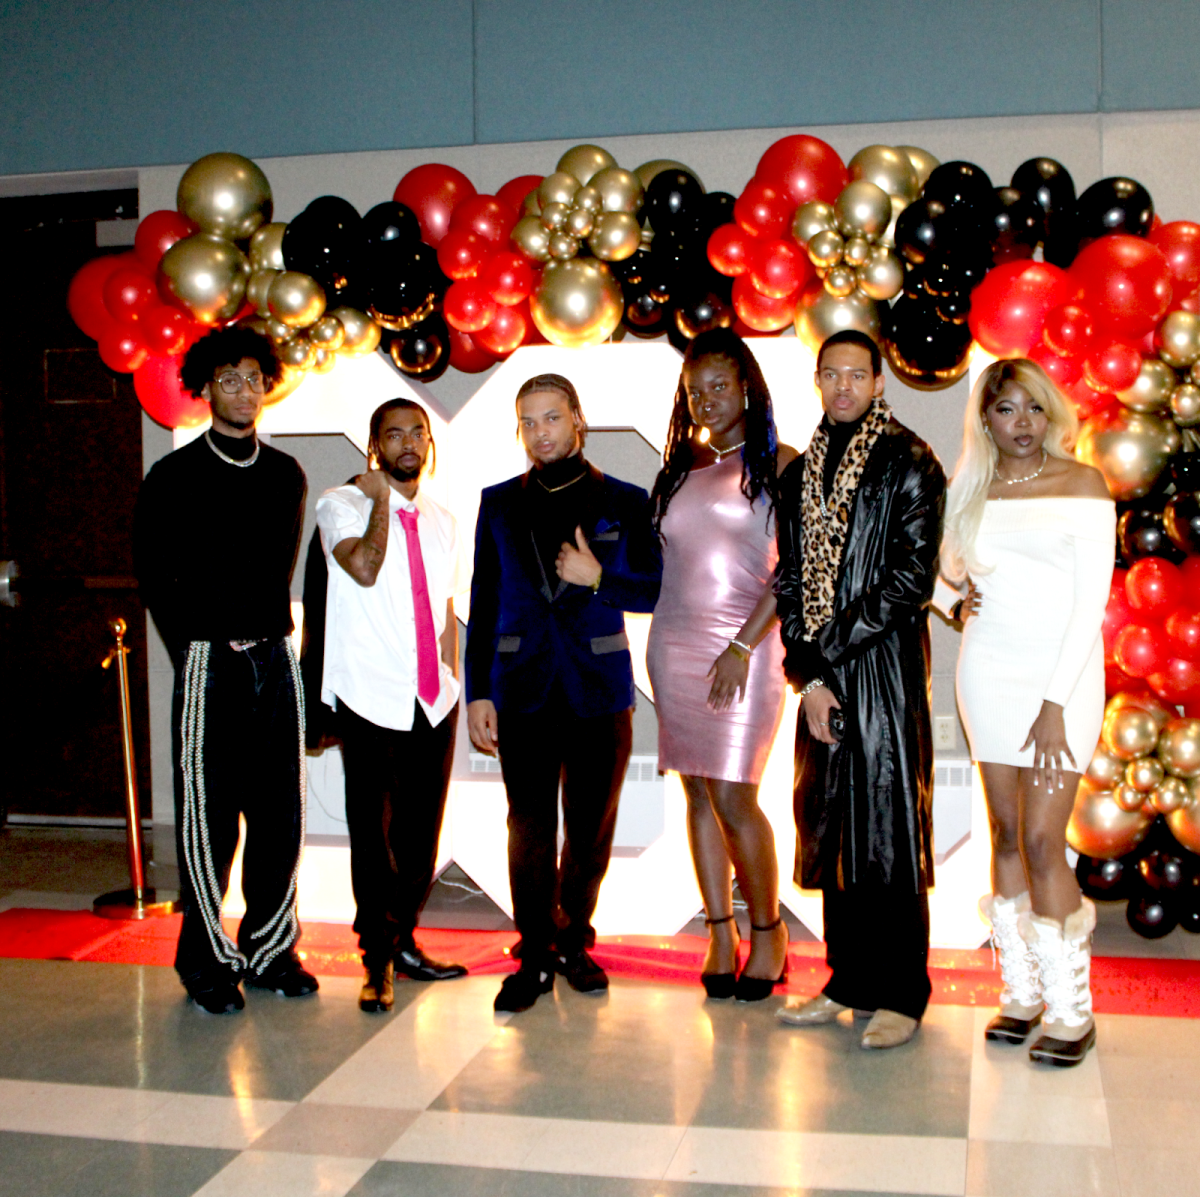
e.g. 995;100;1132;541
524;453;602;586
822;409;869;500
133;430;306;659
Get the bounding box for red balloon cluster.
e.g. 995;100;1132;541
395;164;543;367
1108;556;1200;713
706;135;844;332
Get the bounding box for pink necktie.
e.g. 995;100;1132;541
397;508;440;706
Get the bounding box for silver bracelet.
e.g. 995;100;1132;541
730;638;754;657
800;677;826;697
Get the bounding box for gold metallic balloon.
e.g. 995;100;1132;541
530;259;623;349
794;282;882;354
1102;704;1161;760
824;266;857;298
1076;407;1173;501
792;201;837;246
842;235;871;268
512;214;551;262
881;194;908;248
312;346;336;374
1191;360;1200;386
1165;420;1182;453
278;333;316;370
524;189;542;217
330;306;381;356
572;185;602;214
309;314;345;351
540;201;570;232
157;232;250;324
834;180;892;240
847;145;920;204
1166;781;1200;852
1117;358;1176;413
566;206;594;238
856;246;905;301
1108;690;1176;731
556;144;617;186
248;222;287;271
548;232;580;260
538;171;581;209
1151;775;1191;814
267;271;326;328
588;166;644;214
1066;778;1154;859
1156;310;1200;368
807;229;845;269
1171;383;1200;426
633;159;703;192
1157;718;1200;777
1126;756;1165;792
587;211;641;262
896;146;940;190
1086;747;1127;788
246;268;279;317
1114;782;1148;812
265;316;292;343
176;152;272;242
261;364;304;407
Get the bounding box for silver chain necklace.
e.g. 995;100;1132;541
710;439;745;463
994;449;1046;496
204;430;260;468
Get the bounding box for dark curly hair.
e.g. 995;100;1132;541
180;327;283;398
650;328;780;537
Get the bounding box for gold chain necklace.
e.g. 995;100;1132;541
536;471;585;493
204;431;260;468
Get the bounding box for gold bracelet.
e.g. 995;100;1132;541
728;640;751;662
590;568;602;592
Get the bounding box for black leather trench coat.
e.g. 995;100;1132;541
775;419;946;894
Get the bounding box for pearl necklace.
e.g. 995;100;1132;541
994;449;1046;495
204;431;260;468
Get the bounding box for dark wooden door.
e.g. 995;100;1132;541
0;189;152;820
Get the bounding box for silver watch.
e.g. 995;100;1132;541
800;677;826;697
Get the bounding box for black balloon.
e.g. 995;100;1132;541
361;201;423;250
1165;491;1200;556
701;191;736;233
1126;890;1179;938
1076;177;1155;240
935;292;971;325
894;199;947;266
644;170;705;237
885;293;973;389
1010;158;1078;267
623;287;670;338
384;312;450;381
1138;848;1186;892
1119;505;1183;562
993;186;1044;252
922;161;996;212
1076;854;1131;900
671;287;734;346
651;226;708;279
1179;871;1200;933
367;246;438;330
1172;455;1200;491
283;195;364;305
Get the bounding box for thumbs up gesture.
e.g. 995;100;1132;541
556;525;602;589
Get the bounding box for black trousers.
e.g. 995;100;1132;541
821;881;932;1021
172;639;304;985
339;700;457;971
497;702;632;963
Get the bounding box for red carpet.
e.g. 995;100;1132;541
1;907;1196;1018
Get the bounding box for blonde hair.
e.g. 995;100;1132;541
941;358;1079;581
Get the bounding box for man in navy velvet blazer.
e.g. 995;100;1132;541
466;373;661;1014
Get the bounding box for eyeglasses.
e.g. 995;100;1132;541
216;370;266;394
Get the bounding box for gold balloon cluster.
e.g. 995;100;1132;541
1114;309;1200;452
1071;693;1200;857
1076;403;1180;501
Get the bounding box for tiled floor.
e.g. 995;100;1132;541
3;825;1200;1196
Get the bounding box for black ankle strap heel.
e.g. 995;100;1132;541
701;913;739;999
735;916;789;1003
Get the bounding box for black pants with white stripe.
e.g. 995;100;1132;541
171;639;305;987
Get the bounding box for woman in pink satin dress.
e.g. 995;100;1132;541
647;329;797;1001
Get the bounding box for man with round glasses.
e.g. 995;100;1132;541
134;327;315;1015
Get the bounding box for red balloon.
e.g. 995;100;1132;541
134;353;209;428
1126;557;1184;618
134;209;196;271
449;194;518;244
67;254;125;340
1106;663;1139;695
102;266;157;324
437;229;489;280
1029;342;1081;387
474;302;528;356
1183;556;1200;593
1043;302;1096;357
479;251;535;305
748;238;810;299
734;179;792;239
140;304;192;355
447;326;497;373
97;325;147;373
1063;376;1117;421
755;134;848;206
1083;340;1142;393
443;278;496;332
519;297;548;345
708;223;753;277
732;274;796;332
1149;220;1200;303
1115;623;1171;679
1166;607;1200;662
1103;568;1135;661
968;261;1076;357
1149;657;1200;704
1070;234;1172;339
496;174;543;214
393;163;476;246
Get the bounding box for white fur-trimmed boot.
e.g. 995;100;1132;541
979;892;1043;1044
1021;898;1097;1067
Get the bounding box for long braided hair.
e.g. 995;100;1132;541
650;329;780;536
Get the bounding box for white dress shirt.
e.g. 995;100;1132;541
316;482;466;731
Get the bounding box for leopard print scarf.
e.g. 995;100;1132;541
800;398;893;638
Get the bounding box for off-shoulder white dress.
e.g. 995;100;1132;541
955;497;1116;768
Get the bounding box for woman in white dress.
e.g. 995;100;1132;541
941;358;1114;1067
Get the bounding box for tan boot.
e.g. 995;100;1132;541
1021;899;1097;1067
359;961;394;1013
776;993;848;1026
860;1008;919;1049
980;892;1043;1043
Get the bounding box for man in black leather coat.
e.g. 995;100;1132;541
773;330;946;1050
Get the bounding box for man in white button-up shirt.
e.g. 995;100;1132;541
316;398;468;1013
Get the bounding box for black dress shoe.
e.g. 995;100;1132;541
556;949;608;994
395;947;468;982
985;1011;1042;1044
244;959;320;997
186;977;245;1015
494;965;554;1013
359;961;395;1013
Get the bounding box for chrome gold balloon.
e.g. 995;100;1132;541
1126;756;1165;792
1109;689;1176;730
1086;747;1127;788
1102;704;1161;760
540;201;570;232
566;206;595;238
556;144;617;186
548;232;580;260
157;232;250;324
309;314;345;351
792;201;837;246
833;180;892;240
1171;383;1200;427
265;316;292;343
1076;408;1173;501
824;266;857;298
1151;775;1191;814
795;284;882;353
1114;782;1148;813
588;166;644;214
587;211;641;262
896;145;940;189
538;171;580;209
176;151;272;242
278;332;316;370
267;271;326;328
262;364;304;407
530;259;623;349
842;235;871;268
248;222;287;271
807;229;845;269
312;346;336;374
572;185;602;214
1166;781;1200;852
1117;358;1176;413
856;246;905;301
634;159;703;192
1156;309;1200;368
330;306;380;356
512;214;552;262
1066;778;1154;859
1157;717;1200;777
246;268;280;317
848;145;920;204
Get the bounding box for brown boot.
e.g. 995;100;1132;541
359;961;394;1013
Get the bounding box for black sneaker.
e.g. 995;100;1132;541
185;976;244;1015
556;949;608;994
244;959;319;997
494;965;554;1013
